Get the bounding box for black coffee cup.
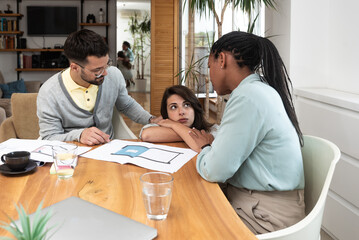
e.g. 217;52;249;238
1;151;30;171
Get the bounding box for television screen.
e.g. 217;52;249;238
27;6;78;36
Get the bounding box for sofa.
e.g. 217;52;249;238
0;71;42;125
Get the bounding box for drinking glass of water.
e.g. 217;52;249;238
52;143;78;179
140;172;174;220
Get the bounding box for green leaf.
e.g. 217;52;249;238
1;200;57;240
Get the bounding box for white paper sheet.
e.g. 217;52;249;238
0;139;92;164
81;139;197;173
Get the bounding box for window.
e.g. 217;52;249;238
179;0;263;96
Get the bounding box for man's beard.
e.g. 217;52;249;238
81;73;105;86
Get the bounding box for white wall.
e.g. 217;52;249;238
266;1;359;239
266;0;359;93
264;0;291;74
290;0;359;93
0;0;117;83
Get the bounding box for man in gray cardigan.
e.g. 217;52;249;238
37;29;158;145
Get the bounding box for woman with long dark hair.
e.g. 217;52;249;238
189;31;305;234
140;85;217;152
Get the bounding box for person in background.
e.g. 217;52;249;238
122;41;134;64
140;85;218;153
189;31;305;234
117;51;133;88
37;29;160;145
119;41;135;86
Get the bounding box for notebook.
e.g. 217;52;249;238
14;197;157;240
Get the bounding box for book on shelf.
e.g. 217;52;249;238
1;18;5;32
19;53;23;68
0;35;16;49
23;54;32;69
0;36;4;49
0;18;17;32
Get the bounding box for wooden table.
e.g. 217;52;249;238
0;141;257;239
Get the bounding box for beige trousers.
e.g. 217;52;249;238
224;184;305;234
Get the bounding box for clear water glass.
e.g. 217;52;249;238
140;172;174;220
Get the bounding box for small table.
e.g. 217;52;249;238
0;141;257;239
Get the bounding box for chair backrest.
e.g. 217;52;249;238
0;93;40;142
257;135;340;240
112;107;137;140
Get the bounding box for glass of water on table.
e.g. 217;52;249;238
140;172;174;220
52;143;78;179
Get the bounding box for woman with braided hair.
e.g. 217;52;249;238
189;31;305;234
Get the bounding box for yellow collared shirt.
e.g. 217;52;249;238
62;68;99;112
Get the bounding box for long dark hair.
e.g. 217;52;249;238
210;31;303;145
160;85;212;131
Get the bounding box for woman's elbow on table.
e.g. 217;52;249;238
140;129;152;142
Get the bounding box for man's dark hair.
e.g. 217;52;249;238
64;29;109;64
123;41;131;49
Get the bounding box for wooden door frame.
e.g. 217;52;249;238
150;0;180;116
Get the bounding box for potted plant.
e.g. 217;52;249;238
0;202;57;239
128;13;151;91
176;31;214;119
180;0;277;123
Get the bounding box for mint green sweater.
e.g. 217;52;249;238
196;74;304;191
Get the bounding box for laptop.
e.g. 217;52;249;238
14;197;157;240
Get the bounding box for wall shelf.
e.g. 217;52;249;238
18;48;64;52
0;48;64;52
1;0;109;80
0;31;23;35
80;0;109;42
15;68;64;72
0;13;23;18
80;23;110;26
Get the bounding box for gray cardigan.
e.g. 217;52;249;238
37;66;151;141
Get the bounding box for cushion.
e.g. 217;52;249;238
0;79;27;98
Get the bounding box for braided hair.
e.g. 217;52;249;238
211;31;303;146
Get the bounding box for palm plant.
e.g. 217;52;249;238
185;0;276;38
128;13;151;80
0;202;56;240
176;31;214;119
182;0;277;123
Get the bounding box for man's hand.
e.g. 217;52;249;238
149;116;163;124
80;127;110;146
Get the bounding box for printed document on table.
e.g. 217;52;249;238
0;138;91;164
81;140;198;173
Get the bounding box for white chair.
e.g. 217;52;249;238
257;135;340;240
112;108;137;140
